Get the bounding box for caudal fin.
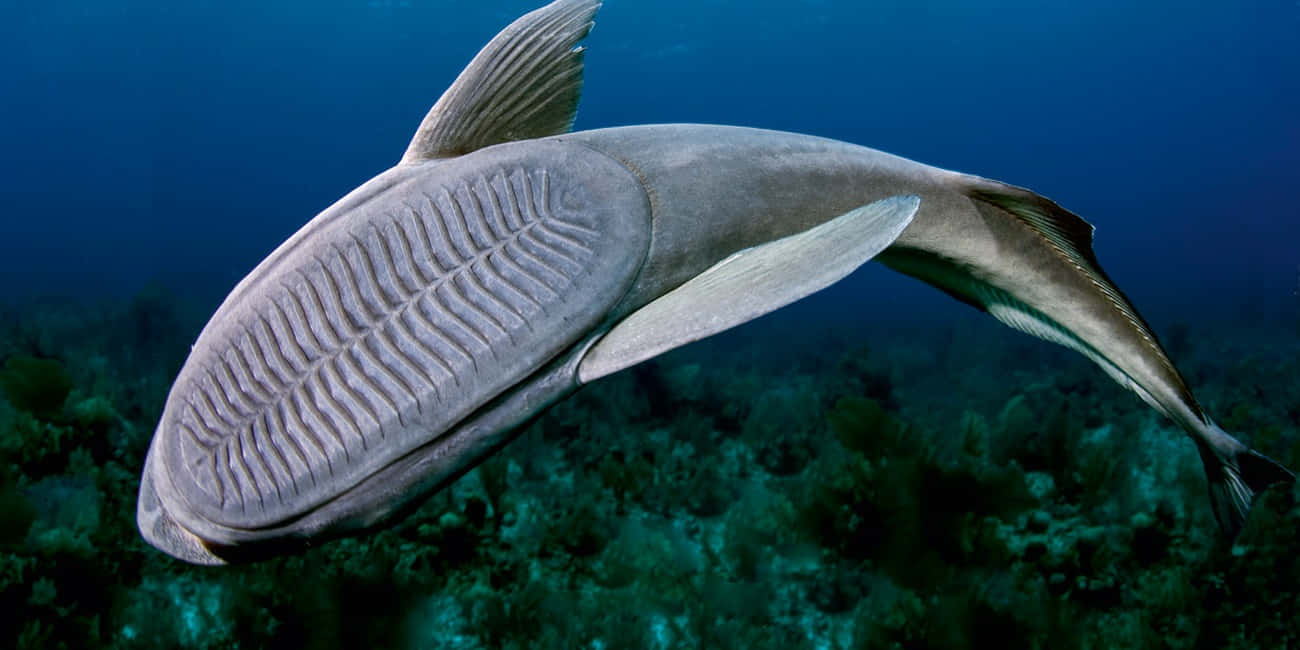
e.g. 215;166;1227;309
1197;429;1295;537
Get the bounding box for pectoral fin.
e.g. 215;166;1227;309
401;0;601;162
577;195;920;383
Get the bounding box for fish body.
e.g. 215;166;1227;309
138;0;1291;565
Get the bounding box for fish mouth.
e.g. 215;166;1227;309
137;451;230;565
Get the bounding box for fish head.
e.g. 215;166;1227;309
137;139;652;564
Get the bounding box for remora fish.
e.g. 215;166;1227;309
137;0;1293;565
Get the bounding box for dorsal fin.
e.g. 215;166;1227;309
401;0;601;163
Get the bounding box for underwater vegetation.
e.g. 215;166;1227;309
0;291;1296;649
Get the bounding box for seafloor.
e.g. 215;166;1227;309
1;287;1296;649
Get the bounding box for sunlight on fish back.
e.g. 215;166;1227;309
137;0;1293;565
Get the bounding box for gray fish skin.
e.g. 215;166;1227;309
138;0;1292;565
563;123;1199;426
135;125;917;564
565;122;1292;536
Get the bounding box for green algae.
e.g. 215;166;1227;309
0;295;1295;650
0;356;74;420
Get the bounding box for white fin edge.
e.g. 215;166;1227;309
969;282;1170;419
577;195;920;383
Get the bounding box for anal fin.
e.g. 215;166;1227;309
577;195;920;383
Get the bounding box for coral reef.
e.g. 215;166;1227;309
0;290;1296;649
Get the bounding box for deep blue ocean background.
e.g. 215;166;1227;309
4;0;1297;317
1;1;1298;648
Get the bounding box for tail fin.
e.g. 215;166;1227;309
1197;429;1295;537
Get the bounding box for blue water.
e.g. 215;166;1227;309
3;3;1299;648
3;0;1297;323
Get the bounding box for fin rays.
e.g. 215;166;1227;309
402;0;601;161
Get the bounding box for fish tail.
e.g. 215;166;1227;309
1196;423;1294;537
